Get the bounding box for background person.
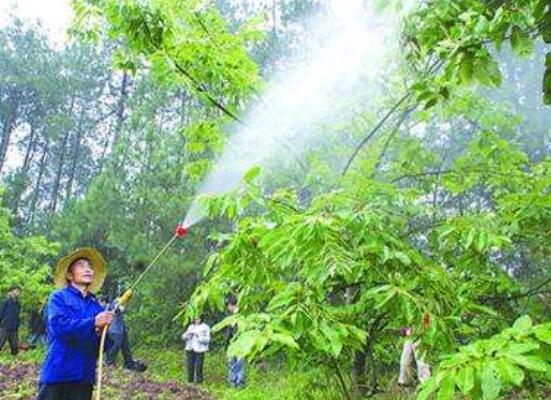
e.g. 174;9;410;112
29;301;47;347
182;316;211;384
398;326;431;386
225;295;245;389
105;303;147;372
0;285;22;356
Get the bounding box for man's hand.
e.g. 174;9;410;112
95;311;114;329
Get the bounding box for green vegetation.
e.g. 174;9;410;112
0;0;550;399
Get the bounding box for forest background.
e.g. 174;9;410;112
0;0;550;399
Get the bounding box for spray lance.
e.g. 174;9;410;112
95;223;189;400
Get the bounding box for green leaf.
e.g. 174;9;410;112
417;376;438;400
534;325;551;345
436;373;456;400
321;322;343;357
212;314;240;333
464;228;475;250
459;58;474;84
424;97;438;110
540;13;551;44
496;358;525;387
267;289;295;311
485;59;502;87
481;362;501;400
228;329;263;358
510;26;534;57
475;15;490;33
455;365;475;395
309;329;329;352
348;325;367;344
475;230;486;252
270;333;300;349
512;315;533;333
474;58;502;87
393;251;412;265
543;52;551;104
507;354;548;372
203;253;220;276
375;290;396;310
329;339;343;358
501;342;539;355
438;227;455;240
244;166;261;184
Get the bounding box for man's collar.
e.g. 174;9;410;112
66;284;95;299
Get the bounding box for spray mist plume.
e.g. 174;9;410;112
183;0;416;228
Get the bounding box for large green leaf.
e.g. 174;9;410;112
228;329;263;358
507;355;548;372
270;333;300;350
500;342;540;356
417;376;439;400
436;373;456;400
510;26;534;57
481;362;501;400
512;315;533;333
455;365;475;395
534;325;551;345
496;358;525;387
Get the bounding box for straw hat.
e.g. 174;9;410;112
54;248;107;293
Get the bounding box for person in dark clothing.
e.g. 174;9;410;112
29;303;47;347
105;305;146;372
37;248;114;400
0;285;22;355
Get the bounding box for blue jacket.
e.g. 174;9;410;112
40;286;104;384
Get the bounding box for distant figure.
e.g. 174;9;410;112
225;295;245;388
398;327;431;386
182;316;211;384
0;285;22;355
29;302;47;347
105;304;147;372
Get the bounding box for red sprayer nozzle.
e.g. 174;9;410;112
174;224;188;238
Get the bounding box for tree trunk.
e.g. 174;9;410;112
0;92;20;174
49;94;79;214
353;349;368;395
64;118;84;204
353;316;387;395
98;72;130;171
27;140;49;226
49;128;71;214
112;72;129;146
22;125;38;173
9;125;38;214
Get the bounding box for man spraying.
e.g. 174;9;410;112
38;248;114;400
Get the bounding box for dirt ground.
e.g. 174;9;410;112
0;362;212;400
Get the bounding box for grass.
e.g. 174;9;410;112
135;346;341;400
2;345;549;399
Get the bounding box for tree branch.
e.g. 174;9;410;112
373;105;417;174
172;60;243;123
341;93;411;176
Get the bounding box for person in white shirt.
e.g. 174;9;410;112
398;326;431;386
182;316;211;384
